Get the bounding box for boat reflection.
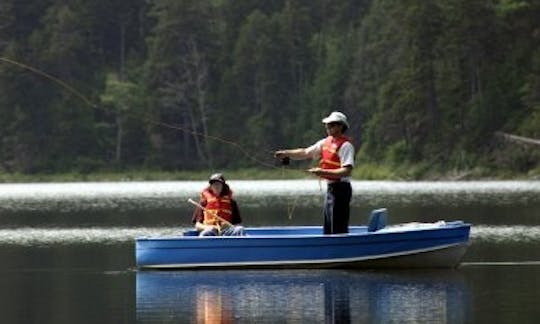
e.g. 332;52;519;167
136;269;469;323
195;287;234;323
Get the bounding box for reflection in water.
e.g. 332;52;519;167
471;225;540;243
136;270;468;323
196;287;234;324
325;280;350;323
0;226;186;246
1;181;539;212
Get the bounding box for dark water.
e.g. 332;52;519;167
1;180;540;323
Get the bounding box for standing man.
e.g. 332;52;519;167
274;111;355;234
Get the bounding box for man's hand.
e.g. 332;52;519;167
308;166;352;178
274;148;309;160
307;167;324;176
274;150;288;159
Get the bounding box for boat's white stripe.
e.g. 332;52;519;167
141;242;465;269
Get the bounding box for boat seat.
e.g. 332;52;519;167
368;208;387;232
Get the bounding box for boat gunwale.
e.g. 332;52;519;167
136;223;471;242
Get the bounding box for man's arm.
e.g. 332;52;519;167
308;165;353;178
274;148;310;160
275;140;323;160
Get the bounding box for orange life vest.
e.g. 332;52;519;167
319;135;351;180
201;188;233;225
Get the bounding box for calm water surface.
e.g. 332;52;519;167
1;180;540;323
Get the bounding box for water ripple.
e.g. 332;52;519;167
0;180;539;212
0;227;185;246
471;225;540;243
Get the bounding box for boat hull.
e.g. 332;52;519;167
136;222;470;269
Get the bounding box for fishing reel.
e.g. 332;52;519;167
278;156;290;166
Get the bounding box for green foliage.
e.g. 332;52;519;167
383;140;409;165
519;48;540;138
101;74;139;111
298;29;356;144
352;163;399;180
1;0;539;177
495;0;529;16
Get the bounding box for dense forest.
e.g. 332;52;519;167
0;0;539;177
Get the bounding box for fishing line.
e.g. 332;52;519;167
1;56;313;220
0;57;98;108
0;56;281;170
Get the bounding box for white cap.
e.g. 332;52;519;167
322;111;349;128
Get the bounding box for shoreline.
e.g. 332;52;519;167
1;165;538;183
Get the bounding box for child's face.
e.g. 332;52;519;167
210;181;223;195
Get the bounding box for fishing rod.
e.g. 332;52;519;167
0;57;97;108
1;56;309;220
187;198;232;226
0;56;282;170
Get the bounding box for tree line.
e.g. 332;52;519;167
0;0;539;175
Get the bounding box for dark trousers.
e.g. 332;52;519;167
324;182;352;234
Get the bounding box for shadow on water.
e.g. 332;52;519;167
136;269;469;323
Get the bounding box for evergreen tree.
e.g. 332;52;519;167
0;0;538;175
144;0;219;169
27;1;101;171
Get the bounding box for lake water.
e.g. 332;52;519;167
1;180;540;323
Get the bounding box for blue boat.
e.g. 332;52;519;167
135;209;471;269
